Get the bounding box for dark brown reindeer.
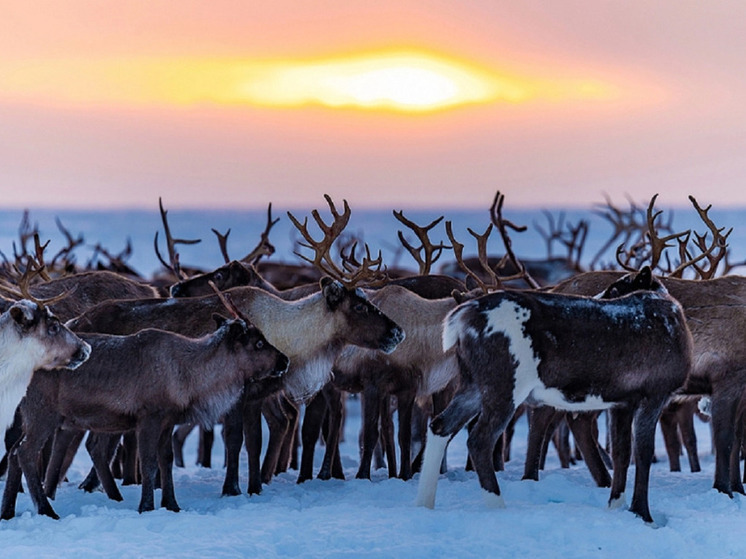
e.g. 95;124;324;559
543;195;746;493
416;266;694;524
522;194;727;485
0;315;288;520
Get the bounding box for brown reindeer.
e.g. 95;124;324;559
0;316;288;520
65;273;403;495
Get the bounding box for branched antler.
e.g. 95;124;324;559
677;196;731;279
489;191;540;289
535;211;588;271
445;221;499;293
288;194;386;287
242;203;279;265
49;217;84;272
212;229;232;264
393;211;449;275
153;197;201;280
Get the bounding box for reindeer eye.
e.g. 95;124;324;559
255;339;264;350
48;321;60;335
354;303;368;314
214;272;224;282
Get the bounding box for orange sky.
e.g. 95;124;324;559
2;0;746;210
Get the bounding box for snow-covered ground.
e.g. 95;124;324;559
1;396;744;559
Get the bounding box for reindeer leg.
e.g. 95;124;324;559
659;405;682;472
171;423;194;468
522;405;556;481
380;396;397;478
710;389;741;497
677;403;700;473
198;426;214;468
357;388;382;479
397;392;415;480
242;398;264;496
86;432;124;502
318;385;345;481
628;398;668;524
608;405;634;511
17;424;60;519
261;395;291;484
416;384;483;509
1;444;24;520
221;399;245;496
566;412;612;488
44;428;83;499
275;397;299;475
729;406;745;495
136;416;163;513
298;392;326;483
467;404;515;507
157;423;179;512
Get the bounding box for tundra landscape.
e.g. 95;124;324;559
1;193;746;559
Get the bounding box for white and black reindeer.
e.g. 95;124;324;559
416;267;694;524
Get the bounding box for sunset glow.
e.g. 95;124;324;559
0;51;620;113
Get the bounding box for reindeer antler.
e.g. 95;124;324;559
676;195;731;279
392;211;449;275
242;203;279;265
445;221;500;293
154;197;201;280
489;191;540;289
288;195;386;287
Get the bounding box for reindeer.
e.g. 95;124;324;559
542;195;746;495
0;314;288;520
416;266;693;524
0;298;91;433
65;272;404;496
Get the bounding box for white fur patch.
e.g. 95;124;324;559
415;430;450;509
482;300;542;408
482;300;615;412
442;302;477;352
283;352;334;402
419;355;459;398
482;489;506;509
608;493;627;510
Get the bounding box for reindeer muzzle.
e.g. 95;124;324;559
67;342;92;370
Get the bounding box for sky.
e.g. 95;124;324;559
2;0;746;211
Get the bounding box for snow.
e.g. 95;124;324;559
2;207;746;557
2;396;745;559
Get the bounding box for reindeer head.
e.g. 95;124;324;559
7;300;91;370
597;266;667;300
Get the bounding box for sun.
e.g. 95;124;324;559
0;49;620;114
235;52;519;112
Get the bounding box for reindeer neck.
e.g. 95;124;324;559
228;288;338;358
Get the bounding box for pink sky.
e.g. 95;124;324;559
2;0;746;210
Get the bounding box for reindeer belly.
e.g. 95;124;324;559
527;384;616;411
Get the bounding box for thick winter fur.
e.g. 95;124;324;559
0;318;288;519
323;286;460;481
67;277;404;495
417;269;693;523
552;270;746;498
0;300;90;432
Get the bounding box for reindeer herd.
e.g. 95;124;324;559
0;191;743;525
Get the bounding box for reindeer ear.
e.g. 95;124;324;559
212;313;229;328
637;266;653;289
10;302;36;329
321;277;346;310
